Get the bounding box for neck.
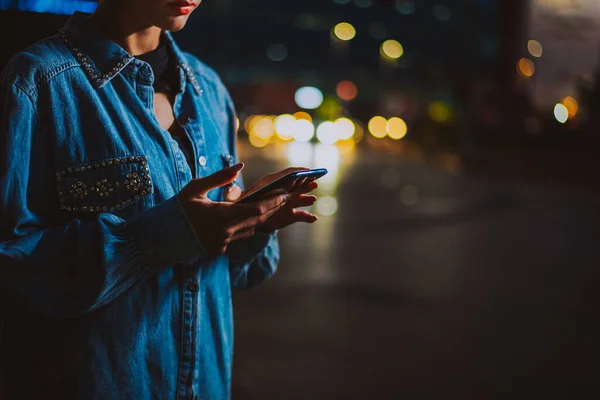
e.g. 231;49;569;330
92;2;162;56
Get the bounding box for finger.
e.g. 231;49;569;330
231;200;285;232
293;181;318;195
186;163;244;196
288;195;317;208
233;193;289;220
292;210;318;223
230;227;256;242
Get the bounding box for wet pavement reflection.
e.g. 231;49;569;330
232;142;600;400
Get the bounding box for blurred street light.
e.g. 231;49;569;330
336;80;358;101
295;86;324;109
333;22;356;41
266;43;288;62
561;96;578;118
274;114;296;140
395;0;415;15
386;117;408;140
334;117;356;140
292;119;315;142
527;40;543;58
429;102;452;123
316;121;340;145
381;40;404;59
368;116;388;138
517;58;535;77
554;103;569;123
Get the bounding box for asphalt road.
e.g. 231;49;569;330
231;142;600;400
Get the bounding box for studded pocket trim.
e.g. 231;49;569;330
55;155;153;213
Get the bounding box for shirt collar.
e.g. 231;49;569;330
60;12;202;94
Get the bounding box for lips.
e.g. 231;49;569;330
170;1;197;6
168;1;197;15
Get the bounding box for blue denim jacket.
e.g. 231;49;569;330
0;12;279;400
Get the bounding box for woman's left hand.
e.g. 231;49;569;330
223;175;319;233
256;179;318;232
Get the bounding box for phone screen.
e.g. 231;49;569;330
237;168;328;203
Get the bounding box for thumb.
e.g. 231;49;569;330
187;163;244;196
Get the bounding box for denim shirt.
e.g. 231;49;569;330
0;12;279;400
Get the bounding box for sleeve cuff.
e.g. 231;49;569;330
126;195;207;272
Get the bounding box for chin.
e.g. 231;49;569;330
160;15;191;31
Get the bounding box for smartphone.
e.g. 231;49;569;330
237;168;328;204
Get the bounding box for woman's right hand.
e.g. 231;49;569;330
176;163;288;256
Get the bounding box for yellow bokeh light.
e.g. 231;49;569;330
252;117;275;139
368;116;387;138
334;118;356;140
353;120;365;143
561;96;578;118
381;40;404;59
527;40;543;58
293;111;312;122
429;102;452;123
274;114;296;140
333;22;356;41
517;58;535;77
248;134;270;148
244;115;259;132
386;117;408;140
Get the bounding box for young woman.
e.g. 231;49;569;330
0;0;318;398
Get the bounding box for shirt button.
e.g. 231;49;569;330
198;156;207;167
187;281;199;292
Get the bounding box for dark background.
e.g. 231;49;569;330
1;0;600;398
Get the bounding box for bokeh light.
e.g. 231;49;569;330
381;40;404;59
432;4;451;22
274;114;296;140
399;185;419;206
336;80;358;101
316;121;340;145
527;40;543;58
386;117;408;140
315;196;339;216
248;134;270;148
368;116;388;138
333;22;356;41
252;117;275;139
554;103;569;124
293;111;313;122
334;118;356;140
561;96;578;118
429;102;452;123
295;86;324;109
266;43;288;62
286;141;313;166
292;119;315;142
395;0;415;15
517;58;535;77
354;0;373;8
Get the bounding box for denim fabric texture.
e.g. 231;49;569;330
0;12;279;400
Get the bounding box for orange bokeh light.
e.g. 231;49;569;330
336;80;358;101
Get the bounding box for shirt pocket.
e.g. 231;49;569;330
55;155;154;216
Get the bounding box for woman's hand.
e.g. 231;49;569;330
177;163;289;256
223;167;319;233
257;178;318;232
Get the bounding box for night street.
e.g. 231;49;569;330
233;142;600;399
